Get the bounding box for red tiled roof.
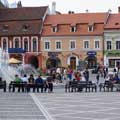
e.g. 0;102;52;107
44;13;107;25
105;14;120;29
0;6;48;21
42;13;107;36
0;20;42;36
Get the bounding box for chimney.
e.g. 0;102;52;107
118;7;120;13
86;9;89;13
51;1;56;15
17;1;22;8
108;9;112;13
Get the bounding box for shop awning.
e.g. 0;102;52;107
9;58;22;64
8;48;25;53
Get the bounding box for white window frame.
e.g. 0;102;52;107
106;40;112;50
88;25;94;32
31;36;38;52
94;40;100;49
115;40;120;50
70;26;76;32
52;26;57;32
22;37;29;52
13;37;21;48
83;40;90;49
55;40;62;50
1;37;8;51
44;40;51;51
69;40;76;50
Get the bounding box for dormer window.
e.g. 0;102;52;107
52;26;57;32
70;26;76;32
23;24;29;31
88;22;94;32
3;25;8;31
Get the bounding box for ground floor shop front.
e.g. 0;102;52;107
41;51;103;70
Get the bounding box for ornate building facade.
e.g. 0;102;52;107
41;13;107;69
0;6;48;68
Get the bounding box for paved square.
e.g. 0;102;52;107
0;89;120;120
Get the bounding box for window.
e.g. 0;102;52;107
56;41;61;50
14;38;19;48
116;41;120;49
23;24;29;31
70;41;76;49
3;39;7;50
24;38;28;52
106;41;111;50
44;41;50;50
33;38;37;52
52;26;57;32
95;41;99;49
84;41;89;49
70;26;76;32
88;25;93;32
3;25;8;31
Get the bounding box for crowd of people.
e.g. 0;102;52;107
14;74;53;93
12;64;120;92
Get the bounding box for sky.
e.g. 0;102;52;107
8;0;120;13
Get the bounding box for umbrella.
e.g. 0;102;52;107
9;58;21;64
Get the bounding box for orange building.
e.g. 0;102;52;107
41;13;107;69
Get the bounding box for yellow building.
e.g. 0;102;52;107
41;13;107;69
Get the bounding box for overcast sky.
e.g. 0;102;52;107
8;0;120;13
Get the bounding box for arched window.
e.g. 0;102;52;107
14;38;19;48
32;37;37;52
24;38;28;52
3;39;7;50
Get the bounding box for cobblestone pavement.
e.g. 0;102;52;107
35;91;120;120
0;92;47;120
0;71;119;120
0;88;120;120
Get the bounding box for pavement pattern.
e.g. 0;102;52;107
0;90;120;120
0;70;120;120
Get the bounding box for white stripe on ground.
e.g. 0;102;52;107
30;93;54;120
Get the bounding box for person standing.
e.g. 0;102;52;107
96;73;100;84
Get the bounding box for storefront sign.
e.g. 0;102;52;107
48;52;61;57
87;51;96;56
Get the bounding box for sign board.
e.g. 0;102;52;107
48;52;61;57
87;51;96;56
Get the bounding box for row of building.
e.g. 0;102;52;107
0;2;120;69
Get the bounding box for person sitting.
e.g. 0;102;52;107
13;74;22;92
35;75;44;93
27;74;35;92
21;74;28;92
14;74;21;83
44;76;53;93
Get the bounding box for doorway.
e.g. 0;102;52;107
28;56;39;68
46;57;61;69
70;57;76;69
85;56;97;68
115;60;120;67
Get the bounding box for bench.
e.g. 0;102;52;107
99;81;114;92
9;81;44;93
9;81;27;92
0;81;6;92
65;80;97;92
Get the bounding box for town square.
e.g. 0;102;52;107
1;0;120;120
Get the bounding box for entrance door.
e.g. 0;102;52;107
70;57;76;69
115;60;120;67
46;57;61;69
85;56;97;69
29;56;39;68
